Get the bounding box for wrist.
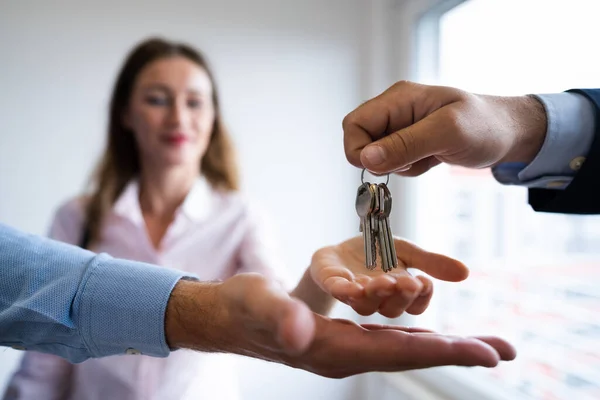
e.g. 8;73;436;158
164;279;226;352
292;267;334;315
497;95;547;165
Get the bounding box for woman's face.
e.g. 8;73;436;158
125;56;215;170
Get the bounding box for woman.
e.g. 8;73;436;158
4;37;467;400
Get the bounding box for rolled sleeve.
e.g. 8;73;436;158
0;223;196;363
74;254;191;360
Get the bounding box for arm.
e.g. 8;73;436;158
165;273;517;376
3;200;86;400
491;89;600;214
0;222;193;362
0;223;517;376
342;81;600;214
526;89;600;214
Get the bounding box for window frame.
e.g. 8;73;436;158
383;1;530;398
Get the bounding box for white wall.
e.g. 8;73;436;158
0;0;390;398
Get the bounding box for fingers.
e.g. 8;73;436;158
316;263;364;301
322;275;363;300
372;332;506;369
343;95;397;168
394;239;469;282
240;274;316;355
349;275;404;316
361;324;517;361
374;275;423;318
343;82;427;168
388;331;516;367
339;273;425;317
358;115;448;174
343;81;463;174
355;324;516;362
299;317;516;378
392;157;441;177
320;319;517;375
404;275;433;315
471;336;517;361
319;261;436;318
360;324;435;334
343;81;431;167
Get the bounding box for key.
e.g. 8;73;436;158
379;184;397;272
371;183;390;272
367;184;378;270
376;184;391;272
379;183;398;270
355;182;376;269
367;183;379;270
357;169;396;272
366;183;378;269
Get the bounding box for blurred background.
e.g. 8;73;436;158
1;0;599;399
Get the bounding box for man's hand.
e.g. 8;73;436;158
165;274;516;378
343;81;547;176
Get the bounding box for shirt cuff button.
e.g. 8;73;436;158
569;156;586;171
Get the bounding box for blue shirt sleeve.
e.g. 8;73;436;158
0;223;196;363
492;92;596;189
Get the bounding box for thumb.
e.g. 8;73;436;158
275;298;316;355
360;113;449;174
244;275;316;354
394;239;470;282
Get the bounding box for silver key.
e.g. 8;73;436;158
369;183;378;236
355;182;376;269
357;169;396;272
367;183;379;270
367;184;378;270
371;183;390;272
379;183;398;270
377;184;393;272
376;185;391;272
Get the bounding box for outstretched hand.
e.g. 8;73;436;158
309;236;468;318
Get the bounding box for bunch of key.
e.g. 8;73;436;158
355;170;398;272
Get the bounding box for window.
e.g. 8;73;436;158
405;1;600;399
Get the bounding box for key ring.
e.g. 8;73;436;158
361;168;390;185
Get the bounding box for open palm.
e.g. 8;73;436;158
310;236;469;318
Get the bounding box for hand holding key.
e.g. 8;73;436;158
343;80;547;176
309;235;468;318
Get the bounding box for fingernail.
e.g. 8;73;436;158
393;164;412;172
402;292;416;302
362;145;386;165
419;285;432;297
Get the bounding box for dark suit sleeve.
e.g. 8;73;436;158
528;89;600;214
